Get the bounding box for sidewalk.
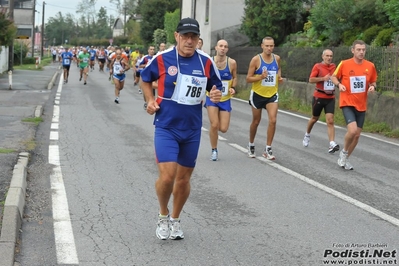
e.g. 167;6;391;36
0;65;59;266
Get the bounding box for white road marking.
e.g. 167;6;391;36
48;74;79;264
201;127;227;141
44;79;398;265
52;105;60;123
229;98;399;227
228;142;399;227
233;97;399;147
50;131;59;141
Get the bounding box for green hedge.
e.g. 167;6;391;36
23;57;36;64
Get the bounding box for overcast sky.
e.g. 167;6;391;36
36;0;121;24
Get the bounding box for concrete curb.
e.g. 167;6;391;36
0;69;52;265
0;152;30;266
34;105;43;118
47;71;59;90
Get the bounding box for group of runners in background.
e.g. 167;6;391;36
54;17;377;241
57;45;151;100
56;37;377;172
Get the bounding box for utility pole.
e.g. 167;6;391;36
8;0;14;71
123;0;126;37
41;1;45;58
31;0;36;58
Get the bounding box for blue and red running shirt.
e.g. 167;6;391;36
140;47;222;130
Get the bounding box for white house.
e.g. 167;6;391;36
112;14;142;38
181;0;248;55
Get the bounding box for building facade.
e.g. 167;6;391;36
0;0;35;38
181;0;248;55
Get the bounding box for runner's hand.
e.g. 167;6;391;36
210;86;222;103
338;83;346;92
368;85;376;93
146;99;160;115
323;74;331;81
261;69;268;79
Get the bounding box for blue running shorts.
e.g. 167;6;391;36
154;127;201;168
113;73;126;82
205;96;232;112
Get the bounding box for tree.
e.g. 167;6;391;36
153;29;167;48
308;0;390;46
95;6;112;39
77;15;89;38
164;9;180;44
308;0;356;45
76;0;97;38
138;0;179;45
110;0;136;14
64;14;76;45
0;10;17;46
45;12;77;46
384;0;399;28
241;0;306;46
126;20;143;45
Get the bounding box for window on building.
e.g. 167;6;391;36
14;0;34;9
191;0;196;18
205;0;209;24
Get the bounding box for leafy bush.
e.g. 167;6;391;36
374;28;396;46
70;38;114;48
153;29;167;49
23;57;36;64
164;9;180;44
113;36;129;47
363;25;383;44
342;28;361;46
13;41;29;65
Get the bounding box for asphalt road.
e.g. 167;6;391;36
13;65;399;266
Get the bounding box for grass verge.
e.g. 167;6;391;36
1;190;7;227
20;117;42;150
235;88;399;139
22;117;43;126
0;148;15;154
22;138;36;151
14;56;53;70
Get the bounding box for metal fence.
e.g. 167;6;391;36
227;46;399;93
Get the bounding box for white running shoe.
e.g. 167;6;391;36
328;142;340;153
262;147;276;160
169;219;184;240
247;145;255;158
344;160;354;170
337;150;348;167
210;149;218;161
303;134;310;147
156;215;170;240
